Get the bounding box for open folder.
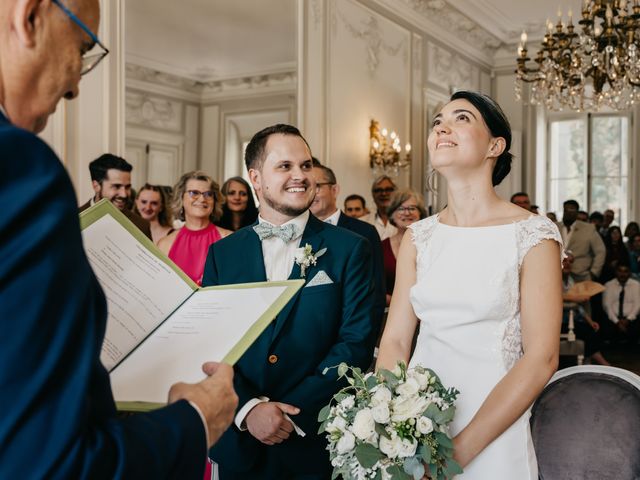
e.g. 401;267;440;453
80;200;303;411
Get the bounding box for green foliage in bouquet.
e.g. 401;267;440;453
319;362;462;480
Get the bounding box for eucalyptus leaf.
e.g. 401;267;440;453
434;432;453;449
365;375;379;390
318;404;331;422
386;464;412;480
337;363;349;377
375;422;390;439
355;443;384;469
418;444;432;464
444;459;464;477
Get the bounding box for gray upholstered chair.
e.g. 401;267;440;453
530;366;640;480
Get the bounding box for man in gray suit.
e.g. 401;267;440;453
557;199;606;282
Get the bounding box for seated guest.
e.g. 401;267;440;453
629;233;640;280
218;176;258;231
309;160;386;330
603;264;640;343
344;193;369;219
510;191;531;211
80;153;151;239
134;183;174;244
159;171;231;284
601;226;629;282
364;175;398;240
577;210;589;222
624;221;640;248
382;189;427;305
561;253;609;365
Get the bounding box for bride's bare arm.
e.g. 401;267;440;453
453;239;562;468
376;233;420;371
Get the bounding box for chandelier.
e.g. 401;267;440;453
369;119;411;177
515;0;640;111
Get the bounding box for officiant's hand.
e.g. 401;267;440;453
168;361;238;448
245;401;300;445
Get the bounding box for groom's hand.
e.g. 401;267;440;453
245;401;300;445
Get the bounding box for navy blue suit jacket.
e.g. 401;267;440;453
202;214;376;475
337;211;386;328
0;113;206;479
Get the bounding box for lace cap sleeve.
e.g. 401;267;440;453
408;215;438;263
515;215;565;267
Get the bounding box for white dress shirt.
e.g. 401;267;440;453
259;210;309;281
363;212;397;240
234;210;310;433
323;209;341;226
603;277;640;323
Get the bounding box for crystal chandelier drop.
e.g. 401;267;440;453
515;0;640;111
369;119;411;177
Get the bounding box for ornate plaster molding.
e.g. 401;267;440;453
427;42;479;91
125;91;183;131
401;0;502;55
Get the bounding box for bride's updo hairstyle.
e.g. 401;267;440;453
450;90;513;186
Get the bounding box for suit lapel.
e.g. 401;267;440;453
244;222;268;282
271;215;326;341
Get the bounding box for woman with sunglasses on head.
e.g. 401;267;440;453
218;176;258;232
134;183;174;244
377;91;563;479
159;171;231;285
382;189;427;306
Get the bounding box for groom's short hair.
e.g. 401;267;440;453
244;124;311;172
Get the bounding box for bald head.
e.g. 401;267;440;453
0;0;101;132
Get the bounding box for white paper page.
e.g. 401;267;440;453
82;214;194;370
110;285;287;403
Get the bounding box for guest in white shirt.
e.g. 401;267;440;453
603;264;640;343
363;175;398;240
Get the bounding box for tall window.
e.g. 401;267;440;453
548;113;630;226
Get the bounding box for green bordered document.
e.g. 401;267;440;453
80;200;303;411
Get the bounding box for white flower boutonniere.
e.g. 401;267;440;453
294;243;327;278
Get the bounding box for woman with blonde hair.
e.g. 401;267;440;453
134;183;174;244
382;189;427;305
159;171;231;285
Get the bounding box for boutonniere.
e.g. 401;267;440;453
294;244;327;278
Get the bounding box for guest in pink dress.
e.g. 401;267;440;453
159;171;231;284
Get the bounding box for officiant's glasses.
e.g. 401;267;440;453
53;0;110;76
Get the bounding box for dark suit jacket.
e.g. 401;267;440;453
337;211;386;328
79;199;152;240
0;113;206;479
202;214;376;475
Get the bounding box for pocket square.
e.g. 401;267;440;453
305;270;334;287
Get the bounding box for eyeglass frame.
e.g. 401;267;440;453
315;182;336;192
372;186;396;195
53;0;109;76
395;205;420;214
186;189;215;200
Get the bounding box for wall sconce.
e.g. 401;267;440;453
369;119;411;177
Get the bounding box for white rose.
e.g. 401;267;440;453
326;415;348;433
379;434;402;459
408;370;430;390
371;386;392;406
417;416;434;435
391;395;429;422
397;438;418;458
351;408;376;440
294;247;306;263
371;403;390;424
336;431;356;454
396;377;420;397
340;396;355;410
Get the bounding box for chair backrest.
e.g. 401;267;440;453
530;366;640;480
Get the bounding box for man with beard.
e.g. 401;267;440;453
202;124;376;479
79;153;151;239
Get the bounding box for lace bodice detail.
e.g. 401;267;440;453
514;214;564;267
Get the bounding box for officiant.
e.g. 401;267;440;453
0;0;237;477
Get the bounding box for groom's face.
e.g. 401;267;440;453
249;134;315;223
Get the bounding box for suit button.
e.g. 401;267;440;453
268;354;278;364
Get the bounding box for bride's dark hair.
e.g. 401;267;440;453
450;90;513;186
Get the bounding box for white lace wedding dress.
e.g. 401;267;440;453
408;214;562;479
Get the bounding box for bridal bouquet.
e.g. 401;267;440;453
319;362;461;480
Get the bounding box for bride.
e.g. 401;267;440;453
377;91;563;478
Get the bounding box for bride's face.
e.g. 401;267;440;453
427;99;497;176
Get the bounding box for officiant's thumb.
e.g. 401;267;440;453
274;402;300;416
202;361;226;376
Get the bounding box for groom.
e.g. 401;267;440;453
203;124;377;479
